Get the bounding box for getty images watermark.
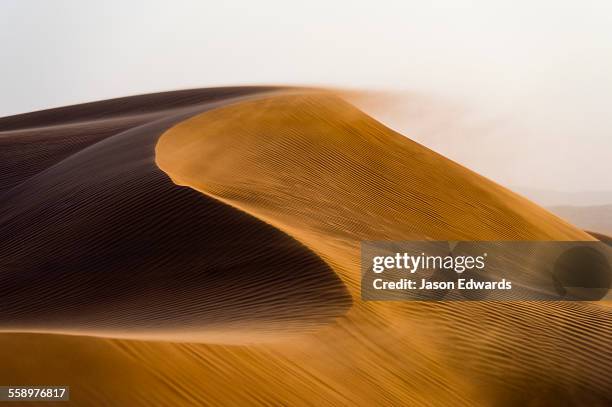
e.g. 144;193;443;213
361;241;612;301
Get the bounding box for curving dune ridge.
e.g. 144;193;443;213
1;87;611;405
0;87;351;341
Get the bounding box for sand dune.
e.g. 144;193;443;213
0;88;281;195
1;88;610;405
0;88;349;341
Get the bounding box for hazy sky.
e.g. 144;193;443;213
1;0;610;193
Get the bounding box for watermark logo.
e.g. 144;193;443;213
361;241;611;301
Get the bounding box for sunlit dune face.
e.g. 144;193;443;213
0;88;609;406
154;91;612;406
156;91;589;248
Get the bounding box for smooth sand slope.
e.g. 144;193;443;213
0;88;610;405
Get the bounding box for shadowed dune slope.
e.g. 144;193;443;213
0;88;351;341
0;87;280;194
0;89;610;406
0;87;283;130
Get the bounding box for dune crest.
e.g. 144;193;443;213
155;91;612;405
0;88;351;342
1;88;609;405
156;92;591;292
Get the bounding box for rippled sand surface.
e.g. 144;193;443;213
1;88;610;405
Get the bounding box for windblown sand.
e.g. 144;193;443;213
0;88;610;405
